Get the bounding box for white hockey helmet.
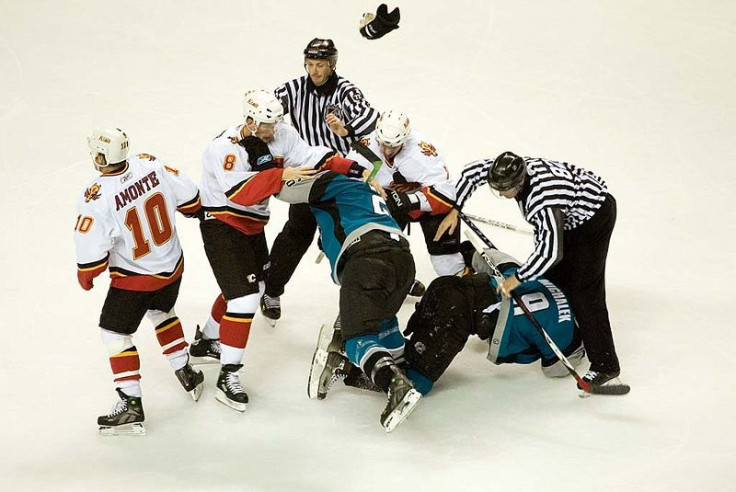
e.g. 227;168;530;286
87;127;129;168
375;110;411;147
243;90;284;126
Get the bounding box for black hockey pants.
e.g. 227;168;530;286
545;193;620;374
264;203;317;297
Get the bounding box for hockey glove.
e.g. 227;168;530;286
359;4;400;40
384;189;420;216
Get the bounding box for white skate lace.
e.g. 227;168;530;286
262;295;280;309
226;372;245;394
107;399;128;417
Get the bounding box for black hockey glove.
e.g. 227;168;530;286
384;189;420;216
239;135;277;171
359;4;400;40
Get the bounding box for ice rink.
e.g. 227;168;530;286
2;1;735;490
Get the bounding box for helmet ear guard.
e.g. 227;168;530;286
375;110;411;147
487;151;525;191
87;128;129;169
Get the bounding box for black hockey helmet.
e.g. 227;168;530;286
304;38;338;60
487;151;526;192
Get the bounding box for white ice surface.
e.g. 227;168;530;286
1;1;735;491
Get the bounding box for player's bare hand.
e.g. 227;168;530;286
282;167;318;181
434;209;459;241
497;275;520;298
326;113;348;137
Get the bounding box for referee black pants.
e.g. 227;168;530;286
264;203;317;298
545;194;620;374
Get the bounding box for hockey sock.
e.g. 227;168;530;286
378;318;406;365
101;330;142;397
220;313;253;365
201;293;226;339
154;317;189;370
345;334;395;393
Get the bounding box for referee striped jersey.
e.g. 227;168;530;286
455;156;608;281
275;73;378;156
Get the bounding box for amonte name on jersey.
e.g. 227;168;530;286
115;171;161;211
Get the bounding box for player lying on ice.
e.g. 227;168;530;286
309;245;585;400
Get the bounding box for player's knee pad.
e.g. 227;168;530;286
226;292;260;313
100;328;134;357
146;308;176;327
429;253;466;277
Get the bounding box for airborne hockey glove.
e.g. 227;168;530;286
359;4;400;40
385;189;420;216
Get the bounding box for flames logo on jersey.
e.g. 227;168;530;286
84;183;102;203
418;142;438;157
359;137;371;147
137;153;156;161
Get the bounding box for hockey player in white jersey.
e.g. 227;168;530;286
348;110;468;278
194;90;369;411
74;128;205;435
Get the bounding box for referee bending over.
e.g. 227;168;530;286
440;151;622;388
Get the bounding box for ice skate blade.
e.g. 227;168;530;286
189;355;219;366
383;389;422;433
307;324;333;399
99;422;146;436
263;317;278;327
190;383;204;402
216;389;247;412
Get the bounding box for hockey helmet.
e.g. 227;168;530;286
87;127;129;169
243;90;284;126
303;38;338;62
487;151;526;192
375;110;411;148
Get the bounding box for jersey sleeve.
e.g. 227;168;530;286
454;158;493;209
515;207;565;282
341;86;379;137
279;125;334;169
74;194;114;289
153;158;202;216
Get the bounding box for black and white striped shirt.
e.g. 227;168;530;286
455;156;608;281
274;73;378;156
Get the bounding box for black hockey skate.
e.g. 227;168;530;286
175;363;204;401
380;366;422;433
308;318;345;399
408;279;426;297
189;325;221;364
342;364;382;393
216;364;249;412
577;369;621;389
98;389;145;436
260;293;281;326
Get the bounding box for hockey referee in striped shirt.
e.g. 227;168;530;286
441;152;622;388
261;38;379;322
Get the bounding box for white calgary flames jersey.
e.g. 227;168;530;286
199;122;333;235
74;154;201;291
348;130;456;213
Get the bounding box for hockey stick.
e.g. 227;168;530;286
460;212;533;236
460;213;630;396
316;141;384;264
